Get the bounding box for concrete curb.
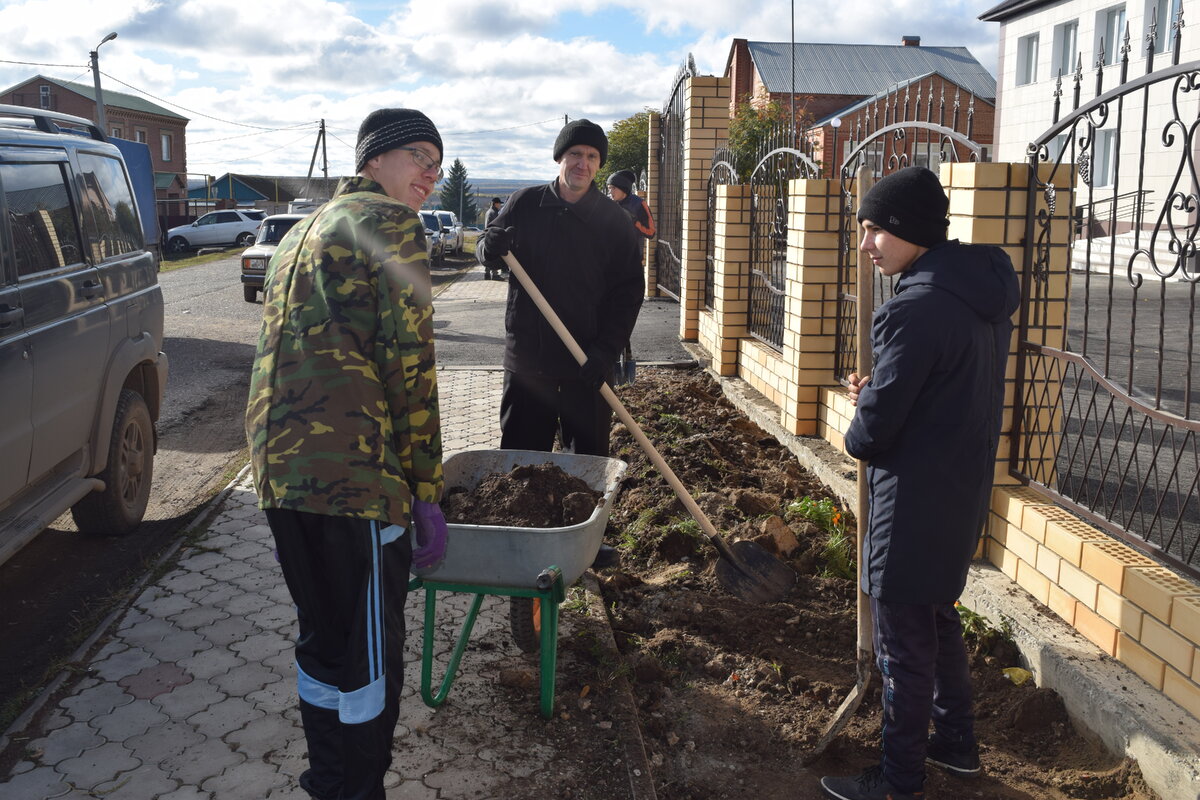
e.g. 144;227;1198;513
580;572;658;800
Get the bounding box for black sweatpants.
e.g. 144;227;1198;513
499;369;613;455
872;597;976;793
267;508;412;800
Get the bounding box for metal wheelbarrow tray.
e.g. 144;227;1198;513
409;448;627;718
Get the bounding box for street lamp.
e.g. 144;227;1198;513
90;32;117;137
829;117;842;179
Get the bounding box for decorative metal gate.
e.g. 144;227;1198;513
832;118;985;382
1013;12;1200;578
655;55;695;300
705;146;738;310
748;126;821;350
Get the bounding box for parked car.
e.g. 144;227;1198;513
240;213;307;303
166;208;266;254
435;210;464;254
0;105;167;564
419;210;445;265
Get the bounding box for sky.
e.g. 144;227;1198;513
0;0;1002;181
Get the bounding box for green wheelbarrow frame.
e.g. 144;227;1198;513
409;565;566;719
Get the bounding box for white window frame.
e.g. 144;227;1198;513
161;132;172;162
1017;33;1040;85
1096;4;1127;66
1092;129;1117;187
39;85;50;109
1053;20;1079;80
135;128;147;144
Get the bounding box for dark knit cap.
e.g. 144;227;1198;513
606;169;635;194
355;108;443;173
856;166;949;248
553;119;608;166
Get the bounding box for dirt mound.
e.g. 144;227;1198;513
441;462;602;528
553;367;1158;800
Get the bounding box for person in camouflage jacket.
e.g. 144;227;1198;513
245;108;447;800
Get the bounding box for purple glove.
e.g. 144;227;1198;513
411;500;448;570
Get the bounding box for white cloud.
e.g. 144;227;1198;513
0;0;1002;179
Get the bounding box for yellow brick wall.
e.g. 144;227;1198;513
989;485;1200;713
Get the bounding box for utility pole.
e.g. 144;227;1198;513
90;32;117;136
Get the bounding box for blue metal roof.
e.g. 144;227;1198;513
747;41;996;101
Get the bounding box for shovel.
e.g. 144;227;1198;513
501;251;796;604
806;167;875;761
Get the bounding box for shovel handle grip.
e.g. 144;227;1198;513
500;252;726;547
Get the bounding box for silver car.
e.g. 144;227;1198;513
240;214;307;302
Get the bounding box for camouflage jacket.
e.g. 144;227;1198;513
245;176;442;526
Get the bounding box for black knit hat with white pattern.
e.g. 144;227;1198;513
355;108;443;173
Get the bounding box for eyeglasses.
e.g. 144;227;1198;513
397;146;444;181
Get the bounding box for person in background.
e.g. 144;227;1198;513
245;107;449;800
820;167;1019;800
477;118;644;568
482;197;506;280
606;168;655;239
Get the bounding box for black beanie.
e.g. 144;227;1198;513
606;169;635;195
553;119;608;166
355;108;443;173
856;166;949;248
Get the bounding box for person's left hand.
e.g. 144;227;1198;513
580;357;607;391
410;500;448;570
847;372;870;407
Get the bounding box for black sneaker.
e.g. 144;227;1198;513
590;543;621;570
926;735;981;778
298;769;339;800
820;766;924;800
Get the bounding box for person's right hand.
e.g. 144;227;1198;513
483;226;514;257
847;372;870;407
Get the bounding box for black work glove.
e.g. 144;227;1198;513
483;225;514;258
579;356;607;391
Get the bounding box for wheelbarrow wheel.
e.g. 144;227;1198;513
509;597;542;653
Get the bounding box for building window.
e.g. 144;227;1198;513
1093;129;1117;187
1147;0;1182;54
135;128;147;144
111;127;122;139
1017;33;1040;85
1053;21;1079;79
161;133;172;162
39;85;50;109
1097;5;1127;65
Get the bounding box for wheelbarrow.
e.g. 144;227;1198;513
408;448;627;718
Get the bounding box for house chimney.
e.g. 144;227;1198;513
902;35;921;46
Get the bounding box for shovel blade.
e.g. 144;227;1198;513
804;648;873;763
713;539;797;603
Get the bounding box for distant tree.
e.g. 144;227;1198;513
727;90;796;181
439;159;480;225
598;110;651;190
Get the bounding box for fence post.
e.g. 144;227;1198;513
702;183;752;376
783;177;843;437
644;111;662;295
679;75;730;341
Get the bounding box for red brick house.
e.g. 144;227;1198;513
724;38;997;176
1;75;189;219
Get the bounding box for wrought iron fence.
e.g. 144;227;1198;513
1015;8;1200;577
654;55;695;300
748;124;820;350
705;146;738;310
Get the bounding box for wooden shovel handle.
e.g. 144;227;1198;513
500;252;730;553
855;166;875;654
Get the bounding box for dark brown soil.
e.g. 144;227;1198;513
543;367;1159;800
441;463;602;528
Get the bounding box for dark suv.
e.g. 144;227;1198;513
0;105;168;564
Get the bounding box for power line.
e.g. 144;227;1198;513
0;58;86;68
190;122;316;146
326;116;561;138
100;70;309;131
190;130;317;166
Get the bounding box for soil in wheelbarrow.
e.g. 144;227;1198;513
441;462;602;528
513;367;1158;800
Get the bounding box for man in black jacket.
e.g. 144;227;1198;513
820;167;1020;800
476;119;644;457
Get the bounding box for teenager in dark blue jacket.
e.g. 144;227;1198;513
821;167;1020;800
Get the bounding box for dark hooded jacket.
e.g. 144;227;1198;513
477;179;644;378
845;240;1020;604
